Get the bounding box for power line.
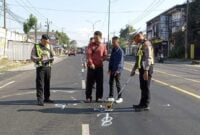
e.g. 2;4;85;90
7;3;166;14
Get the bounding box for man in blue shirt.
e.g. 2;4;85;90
108;36;124;103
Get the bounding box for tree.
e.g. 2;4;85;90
56;31;70;45
119;24;136;48
170;31;185;58
189;0;200;31
119;24;136;40
69;40;77;49
23;14;37;41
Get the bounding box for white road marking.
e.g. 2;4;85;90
82;80;86;89
82;124;90;135
124;66;200;100
0;81;15;90
82;69;84;73
125;62;200;83
0;91;35;99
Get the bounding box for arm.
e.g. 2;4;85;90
87;44;95;68
116;49;123;73
103;45;108;61
30;46;40;63
143;41;153;71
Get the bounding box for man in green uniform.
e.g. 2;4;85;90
131;32;154;111
31;34;54;106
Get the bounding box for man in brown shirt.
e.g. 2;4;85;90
85;31;108;103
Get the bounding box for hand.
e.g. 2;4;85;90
130;70;135;76
90;64;95;69
143;71;148;80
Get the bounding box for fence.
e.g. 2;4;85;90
5;41;34;61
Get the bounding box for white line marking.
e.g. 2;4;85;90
82;80;86;89
124;65;200;100
0;91;35;99
82;124;90;135
82;69;84;73
0;81;15;89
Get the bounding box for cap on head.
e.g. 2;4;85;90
41;34;49;40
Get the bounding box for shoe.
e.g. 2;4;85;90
84;98;92;103
44;99;54;103
37;100;44;106
115;98;123;104
96;98;103;103
107;97;115;102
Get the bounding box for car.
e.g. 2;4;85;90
68;50;76;56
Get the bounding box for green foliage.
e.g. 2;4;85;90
189;0;200;30
119;24;136;49
169;31;185;58
56;31;70;45
23;23;30;34
119;24;136;40
23;14;37;34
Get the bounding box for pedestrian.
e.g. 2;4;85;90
130;32;154;111
31;34;55;106
85;31;108;103
108;36;124;104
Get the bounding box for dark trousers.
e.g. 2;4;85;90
109;73;122;98
86;67;103;99
36;66;51;100
139;65;153;107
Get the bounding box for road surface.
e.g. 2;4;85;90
0;55;199;135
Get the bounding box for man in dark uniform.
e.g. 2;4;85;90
31;34;55;106
130;32;154;111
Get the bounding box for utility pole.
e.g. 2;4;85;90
3;0;6;29
86;20;101;33
3;0;7;56
45;19;52;35
184;0;189;59
107;0;111;51
34;23;37;43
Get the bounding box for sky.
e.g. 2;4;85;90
0;0;186;47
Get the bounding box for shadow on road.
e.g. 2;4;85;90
17;106;139;115
18;87;83;91
0;100;83;106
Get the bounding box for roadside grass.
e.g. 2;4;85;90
0;58;31;72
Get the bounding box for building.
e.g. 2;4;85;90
146;4;186;57
0;28;28;57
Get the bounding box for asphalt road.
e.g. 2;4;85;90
0;55;199;135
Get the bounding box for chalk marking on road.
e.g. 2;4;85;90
54;104;67;109
82;124;90;135
82;80;86;89
97;113;113;127
125;62;200;83
0;81;15;90
124;66;200;100
71;96;77;100
52;90;76;94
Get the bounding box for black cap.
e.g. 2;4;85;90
41;34;49;40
